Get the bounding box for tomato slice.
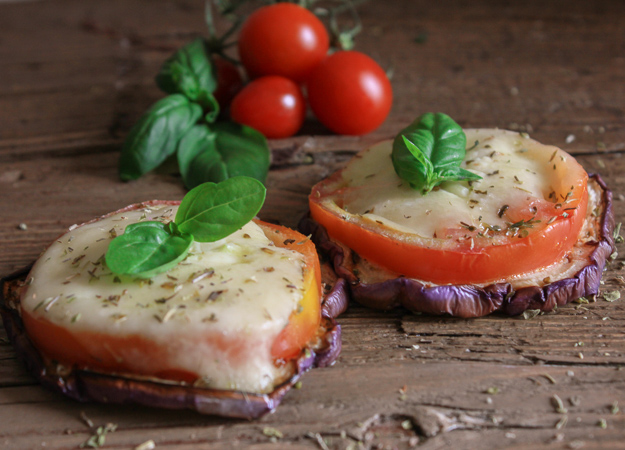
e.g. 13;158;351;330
261;221;321;362
309;136;589;285
21;220;321;384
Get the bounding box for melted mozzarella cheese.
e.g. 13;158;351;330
339;129;564;239
21;204;308;393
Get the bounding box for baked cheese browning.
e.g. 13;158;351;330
21;204;313;394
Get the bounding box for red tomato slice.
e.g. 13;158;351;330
21;220;321;383
261;221;321;362
309;143;589;285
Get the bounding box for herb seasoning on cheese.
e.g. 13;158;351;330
21;204;310;393
310;126;589;285
338;129;580;245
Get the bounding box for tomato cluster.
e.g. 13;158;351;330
220;3;392;138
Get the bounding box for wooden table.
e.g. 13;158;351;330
1;0;624;448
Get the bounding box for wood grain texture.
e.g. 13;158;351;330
1;0;624;448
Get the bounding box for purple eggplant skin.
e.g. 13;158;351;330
0;268;348;420
300;174;615;319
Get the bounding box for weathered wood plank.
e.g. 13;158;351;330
0;361;622;448
1;0;625;448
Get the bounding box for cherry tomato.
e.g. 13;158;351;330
309;143;588;285
237;3;329;82
230;75;306;139
306;51;393;135
212;56;243;109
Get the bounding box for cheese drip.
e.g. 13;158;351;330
22;204;308;393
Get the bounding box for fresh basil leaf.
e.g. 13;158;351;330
399;135;435;188
119;94;202;181
392;112;481;194
155;39;220;120
212;122;271;183
407;112;467;170
184;145;228;187
175;176;266;242
155;38;216;102
105;221;193;278
177;123;271;189
177;124;226;189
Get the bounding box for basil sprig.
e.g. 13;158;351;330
156;39;216;103
105;176;266;278
155;38;220;122
391;112;481;194
119;38;270;188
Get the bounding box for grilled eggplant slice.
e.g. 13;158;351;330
0;201;347;419
302;144;614;319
